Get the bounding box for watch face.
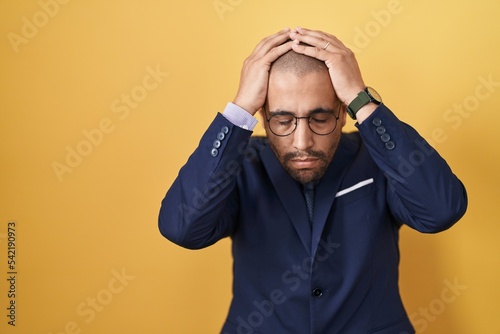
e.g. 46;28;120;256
366;86;382;103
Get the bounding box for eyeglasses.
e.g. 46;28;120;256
265;104;341;137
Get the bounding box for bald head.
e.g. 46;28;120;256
263;46;345;184
270;48;328;77
266;47;337;110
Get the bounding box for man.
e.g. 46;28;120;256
159;27;467;334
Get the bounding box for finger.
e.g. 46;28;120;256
291;32;343;52
261;40;294;64
291;39;354;65
291;27;345;50
291;42;331;62
295;27;334;39
295;26;340;44
253;28;291;57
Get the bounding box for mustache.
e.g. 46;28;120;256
283;150;327;162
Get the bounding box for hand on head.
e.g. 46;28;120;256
289;27;366;106
233;27;366;117
232;28;294;115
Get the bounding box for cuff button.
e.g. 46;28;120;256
376;126;386;135
372;117;382;127
217;132;226;141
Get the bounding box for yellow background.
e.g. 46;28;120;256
1;0;499;333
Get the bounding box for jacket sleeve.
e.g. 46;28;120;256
357;104;468;233
158;113;252;249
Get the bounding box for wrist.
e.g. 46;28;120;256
355;103;378;124
232;99;258;116
346;87;382;121
344;87;366;106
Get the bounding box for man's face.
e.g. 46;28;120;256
262;70;346;184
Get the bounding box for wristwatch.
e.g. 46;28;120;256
346;87;382;119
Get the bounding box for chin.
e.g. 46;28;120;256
289;168;323;184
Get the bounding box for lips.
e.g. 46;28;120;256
290;158;319;169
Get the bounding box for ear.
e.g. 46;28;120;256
257;106;268;129
340;105;347;127
260;99;269;120
257;107;264;123
257;106;264;117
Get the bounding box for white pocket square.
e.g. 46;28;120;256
335;178;374;198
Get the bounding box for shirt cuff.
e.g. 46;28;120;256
222;102;258;131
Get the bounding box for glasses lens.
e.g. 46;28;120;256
309;113;337;135
269;114;296;136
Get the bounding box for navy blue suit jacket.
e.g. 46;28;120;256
159;105;467;334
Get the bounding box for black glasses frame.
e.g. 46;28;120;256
264;104;342;137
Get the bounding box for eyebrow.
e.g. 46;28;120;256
269;107;336;116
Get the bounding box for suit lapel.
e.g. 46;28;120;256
260;144;312;254
311;135;358;256
258;134;359;256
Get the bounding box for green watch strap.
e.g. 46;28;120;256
347;91;371;119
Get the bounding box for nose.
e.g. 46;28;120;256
292;118;314;151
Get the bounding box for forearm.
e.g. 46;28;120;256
357;104;468;232
158;113;252;249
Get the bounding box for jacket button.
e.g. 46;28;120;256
385;141;395;150
221;126;229;134
217;132;226;141
213;140;221;149
372;117;382;126
312;288;323;297
380;133;391;142
211;148;219;157
376;126;386;135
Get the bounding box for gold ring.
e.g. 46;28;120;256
323;42;330;50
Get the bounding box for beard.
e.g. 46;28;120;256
269;143;337;184
283;150;329;184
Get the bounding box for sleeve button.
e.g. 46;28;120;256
213;140;221;149
385;141;395;150
211;148;219;157
217;132;226;141
372;117;382;126
376;126;386;135
380;133;391;142
221;126;229;134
